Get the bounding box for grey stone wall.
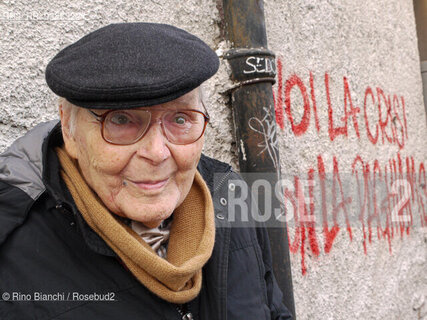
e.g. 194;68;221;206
264;0;427;319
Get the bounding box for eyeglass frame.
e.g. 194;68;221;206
87;105;210;146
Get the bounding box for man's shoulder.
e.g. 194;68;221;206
0;179;36;247
0;120;59;246
197;154;233;193
0;120;59;200
198;154;232;174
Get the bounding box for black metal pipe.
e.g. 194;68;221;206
222;0;296;318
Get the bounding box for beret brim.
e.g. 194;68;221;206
45;23;219;109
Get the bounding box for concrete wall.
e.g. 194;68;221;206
1;0;426;319
264;0;427;319
0;0;234;162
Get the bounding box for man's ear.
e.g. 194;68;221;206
59;104;79;160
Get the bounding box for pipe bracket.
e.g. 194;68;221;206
224;48;276;85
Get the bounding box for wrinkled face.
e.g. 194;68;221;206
60;89;205;228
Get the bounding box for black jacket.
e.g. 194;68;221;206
0;121;292;320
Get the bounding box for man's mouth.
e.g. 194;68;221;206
128;178;169;190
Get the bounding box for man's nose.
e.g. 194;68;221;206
135;121;171;164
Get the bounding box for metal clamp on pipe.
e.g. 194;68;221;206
224;48;276;86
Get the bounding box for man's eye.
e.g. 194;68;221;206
110;113;131;125
174;115;187;125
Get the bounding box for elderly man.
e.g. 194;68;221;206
0;23;292;319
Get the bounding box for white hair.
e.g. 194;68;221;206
198;85;210;116
59;97;79;137
198;85;206;106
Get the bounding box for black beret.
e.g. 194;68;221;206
45;23;219;109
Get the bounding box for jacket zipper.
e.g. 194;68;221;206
212;168;233;193
176;303;194;320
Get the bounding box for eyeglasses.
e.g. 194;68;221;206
88;107;209;145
